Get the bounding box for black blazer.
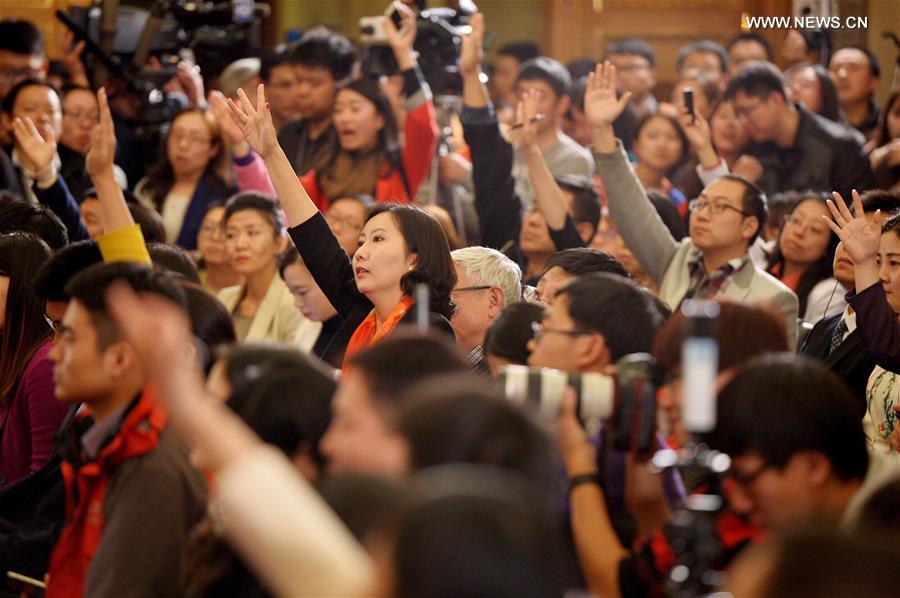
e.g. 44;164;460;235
799;313;875;417
288;213;453;368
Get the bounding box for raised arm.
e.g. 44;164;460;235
459;13;488;109
210;91;276;196
86;88;136;233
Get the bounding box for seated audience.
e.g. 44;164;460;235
259;45;300;132
195;202;242;294
631;112;690;207
483;301;545;376
324;194;374;259
783;62;844;125
828;46;881;141
491;41;540;113
726;32;772;78
604;38;658;119
869;89;900;192
536;247;629;304
0;19;47;102
676;40;728;88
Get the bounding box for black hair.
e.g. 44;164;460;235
0;193;68;250
605;38;656;67
726;32;773;61
64;262;186;350
126;202;166;244
346;331;468;408
676;40;728;74
259;44;292;82
557;272;663;360
783;62;841;123
365;203;457;320
147;242;201;283
318;475;414;543
646;191;688;240
223;191;285;236
717;173;768;244
396;374;559;499
288;26;357;82
832;45;881;79
544;247;629;279
178;280;236;373
226;364;334;468
875;89;899;148
554;174;601;235
218;343;335;393
1;77;58;115
33;239;103;302
516;57;572;99
566;58;597;81
725;61;787;102
484;302;545;365
0;18;44;57
330;193;377;212
711;353;869;481
858;189;900;215
634;112;690;176
0;232;52;403
497;41;540;65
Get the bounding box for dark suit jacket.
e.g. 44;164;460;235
799;313;875;416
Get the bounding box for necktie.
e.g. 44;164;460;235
828;319;849;356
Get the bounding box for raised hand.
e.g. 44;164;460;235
210;90;251;157
61;30;89;88
11;116;56;175
85;87;117;177
385;3;418;70
458;12;484;77
226;84;280;160
678;106;712;152
824;190;883;265
507;89;541;150
175;61;207;108
584;61;631;129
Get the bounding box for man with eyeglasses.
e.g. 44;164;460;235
586;61;799;347
0;19;47;103
725;61;872;200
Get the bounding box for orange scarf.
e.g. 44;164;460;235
344;296;414;363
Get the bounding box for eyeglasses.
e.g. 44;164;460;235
730;460;774;489
531;321;592;344
732;98;766;120
688;199;751;217
450;285;491;301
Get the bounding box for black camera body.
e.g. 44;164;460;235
498;353;659;453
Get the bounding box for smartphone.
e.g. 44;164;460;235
683;87;695;123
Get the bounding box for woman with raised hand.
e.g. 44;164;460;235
225;81;455;363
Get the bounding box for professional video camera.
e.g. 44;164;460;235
359;0;477;96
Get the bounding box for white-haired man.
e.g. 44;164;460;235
450;247;522;372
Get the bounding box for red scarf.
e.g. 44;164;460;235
46;389;167;597
344;296;414;363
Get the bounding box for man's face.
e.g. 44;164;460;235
515;78;567;132
828;48;878;106
493;55;520;101
294;64;337;122
527;295;601;372
319;369;408;476
726;451;824;531
519;205;556;257
731;89;782;143
449;265;496;352
728;41;769;78
607;53;655;100
536;265;573;304
680;51;724;85
48;299;116;404
0;50;45;100
689;178;757;255
60;89;99;154
265;63;301;124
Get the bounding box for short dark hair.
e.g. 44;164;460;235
711;353;869;481
346;331;468;409
605;38;656;67
858;189;900;215
0;193;68;250
147;242;201;283
725;61;786;102
717;173;768;243
65;262;186;349
676;40;728;74
366;203;457;321
288;26;357;82
832;45;881;79
128;202;167;244
566;58;597;81
33;239;102;302
554;174;601;235
543;247;629;279
219;343;335;392
178;280;236;373
516;57;572;99
726;32;773;61
0;18;44;57
223;191;285;236
557;272;664;361
484;302;545;365
1;78;57;115
259;44;291;82
497;41;540;64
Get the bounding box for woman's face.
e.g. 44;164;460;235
877;231;900;314
11;84;62;141
166;112;219;179
333;88;385;153
60;89;99;154
710;101;750;155
352;211;416;297
224;209;286;276
326;198;367;258
282;260;338;322
778;199;832;267
786;66;823;115
197;206;228;266
634;115;684;173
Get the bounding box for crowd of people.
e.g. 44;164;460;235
1;6;900;596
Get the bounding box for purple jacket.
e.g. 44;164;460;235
0;342;69;488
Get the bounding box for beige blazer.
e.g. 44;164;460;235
218;274;321;350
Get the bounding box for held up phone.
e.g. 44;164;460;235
683;87;695;123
